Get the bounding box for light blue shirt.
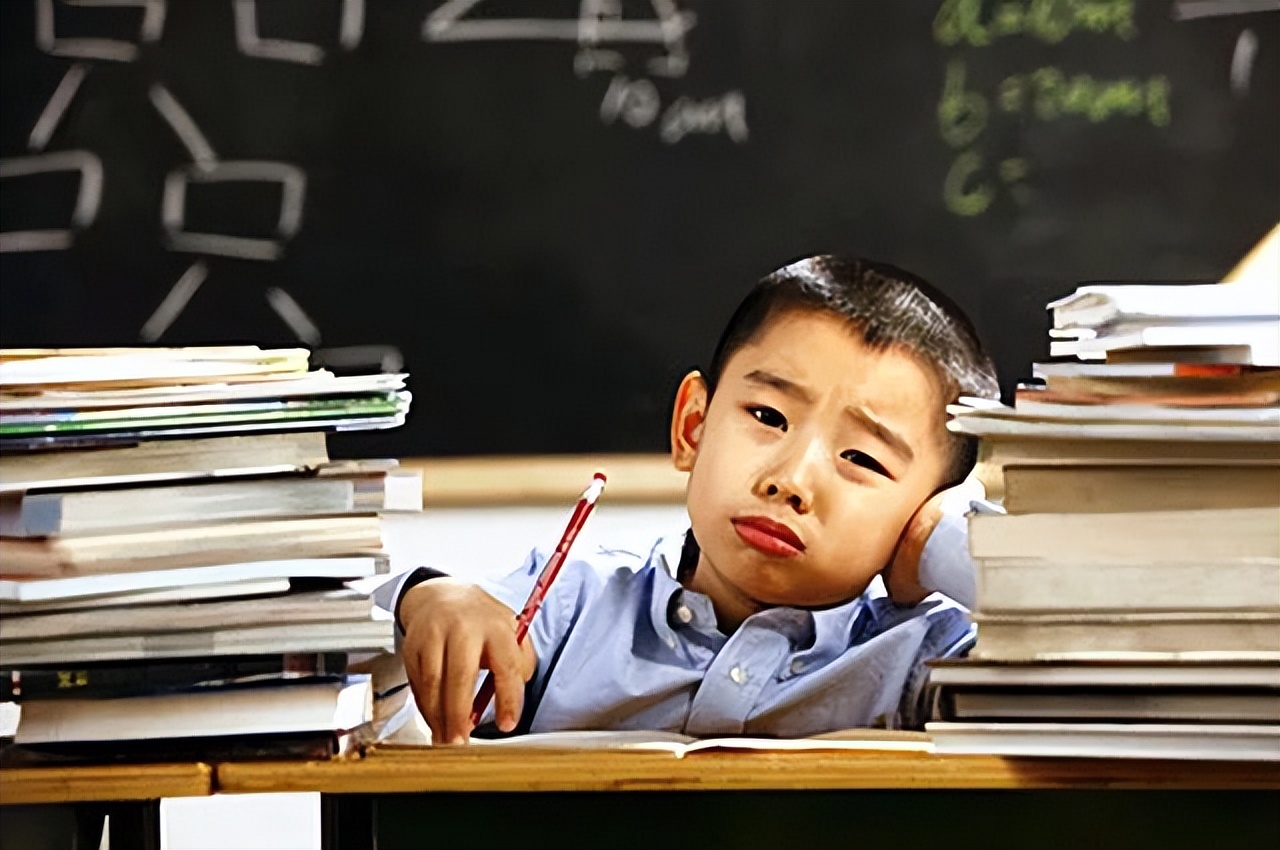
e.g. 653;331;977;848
467;531;973;736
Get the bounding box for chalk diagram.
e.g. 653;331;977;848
2;0;401;371
424;0;696;78
423;0;746;144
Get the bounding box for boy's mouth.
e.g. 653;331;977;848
732;517;805;558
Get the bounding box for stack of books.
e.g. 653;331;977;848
925;279;1280;761
0;346;418;761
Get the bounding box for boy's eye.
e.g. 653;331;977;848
841;449;891;479
747;405;787;432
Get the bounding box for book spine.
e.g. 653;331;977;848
2;652;348;701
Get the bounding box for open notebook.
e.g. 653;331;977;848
366;685;932;757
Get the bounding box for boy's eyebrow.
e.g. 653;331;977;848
844;405;915;464
743;369;815;402
743;369;915;464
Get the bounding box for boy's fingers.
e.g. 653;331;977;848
408;633;446;743
441;633;484;744
486;636;527;732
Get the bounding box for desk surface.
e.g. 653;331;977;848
214;747;1280;795
0;762;213;805
2;748;1275;805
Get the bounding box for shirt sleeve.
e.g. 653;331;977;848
915;476;986;610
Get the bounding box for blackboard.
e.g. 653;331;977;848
2;0;1277;459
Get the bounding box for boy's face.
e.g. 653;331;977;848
672;308;950;629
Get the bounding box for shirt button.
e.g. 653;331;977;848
790;659;806;675
729;665;748;685
674;605;693;624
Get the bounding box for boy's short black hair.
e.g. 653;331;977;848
705;255;1000;489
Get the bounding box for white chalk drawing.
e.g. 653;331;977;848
138;258;207;341
3;0;163;252
264;286;322;347
143;82;317;344
0;150;103;253
28;62;89;151
36;0;165;62
425;0;694;78
1231;28;1259;96
149;83;217;167
233;0;364;65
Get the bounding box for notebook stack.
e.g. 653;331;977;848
0;346;418;762
927;279;1280;761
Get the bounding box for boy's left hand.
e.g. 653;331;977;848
882;490;946;607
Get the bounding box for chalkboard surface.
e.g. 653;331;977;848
2;0;1277;458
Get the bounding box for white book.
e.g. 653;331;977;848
1048;279;1278;330
0;468;419;537
948;412;1279;442
1007;400;1278;425
1;514;384;577
0;347;310;386
968;507;1280;562
927;659;1280;689
0;588;374;641
0;616;395;665
0;577;291;614
976;557;1280;614
971;612;1280;659
1049;320;1279;367
0;555;386;602
944;689;1280;723
927;721;1280;761
15;675;373;744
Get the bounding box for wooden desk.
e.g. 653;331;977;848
0;762;211;850
214;748;1280;850
0;761;212;805
215;745;1280;793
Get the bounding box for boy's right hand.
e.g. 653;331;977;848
399;578;537;745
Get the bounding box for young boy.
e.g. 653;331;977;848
395;255;1000;744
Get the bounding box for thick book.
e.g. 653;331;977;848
926;721;1280;761
949;409;1278;442
0;431;329;493
1;652;349;701
975;557;1280;614
1000;465;1280;514
0;616;395;665
0;555;385;603
940;688;1280;723
0;577;291;614
1049;321;1279;367
927;658;1280;689
0;588;374;641
1047;280;1278;330
14;675;373;744
0;466;420;537
0;346;311;388
978;436;1280;468
967;507;1280;562
1031;361;1280;398
971;612;1280;659
2;731;344;766
0;515;384;577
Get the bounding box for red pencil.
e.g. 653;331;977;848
468;472;608;729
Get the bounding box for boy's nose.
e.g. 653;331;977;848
762;481;809;514
755;437;822;514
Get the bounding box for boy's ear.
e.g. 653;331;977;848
670;371;708;472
